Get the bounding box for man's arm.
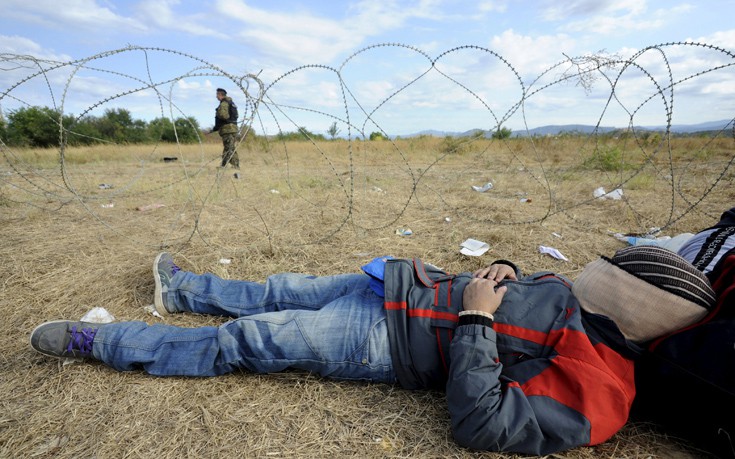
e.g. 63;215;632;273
446;306;634;454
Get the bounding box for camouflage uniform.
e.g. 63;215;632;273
213;96;239;168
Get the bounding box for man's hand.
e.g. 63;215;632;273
472;263;517;282
462;278;507;315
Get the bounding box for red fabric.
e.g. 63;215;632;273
385;301;407;310
497;323;635;445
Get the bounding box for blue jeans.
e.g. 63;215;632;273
92;271;395;382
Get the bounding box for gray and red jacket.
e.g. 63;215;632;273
383;258;636;455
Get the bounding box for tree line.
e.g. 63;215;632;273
0;106;202;148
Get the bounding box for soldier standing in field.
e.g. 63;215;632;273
212;88;239;169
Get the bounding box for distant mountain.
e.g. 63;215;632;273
645;119;733;133
401;119;733;138
513;124;618;137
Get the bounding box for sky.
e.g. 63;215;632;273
1;0;734;137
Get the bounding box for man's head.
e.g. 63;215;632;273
216;88;227;101
572;246;716;343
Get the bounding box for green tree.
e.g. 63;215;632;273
0;113;7;143
147;116;201;143
96;108;135;142
66;116;103;146
491;126;512;140
327;121;340;140
147;117;174;142
5;106;73;148
172;117;201;143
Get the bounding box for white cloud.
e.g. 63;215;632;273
490;29;578;75
215;0;447;65
1;0;146;33
541;0;642;22
478;1;508;13
701;81;735;96
0;35;71;62
545;0;695;35
135;0;225;38
691;29;735;50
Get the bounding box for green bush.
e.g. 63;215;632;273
491;126;513;139
369;131;386;141
582;146;630;171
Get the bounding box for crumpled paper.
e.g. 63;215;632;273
539;245;569;261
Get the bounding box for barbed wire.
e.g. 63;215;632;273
1;42;733;250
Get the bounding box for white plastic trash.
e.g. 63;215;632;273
460;238;490;256
471;182;494;193
593;187;623;200
80;307;115;323
539;245;569;261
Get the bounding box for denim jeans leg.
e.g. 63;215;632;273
93;281;395;382
169;271;375;318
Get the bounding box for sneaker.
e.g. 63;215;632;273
153;252;181;315
30;320;100;359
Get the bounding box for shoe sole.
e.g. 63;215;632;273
153;252;170;315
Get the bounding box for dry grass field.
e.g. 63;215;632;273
1;134;733;458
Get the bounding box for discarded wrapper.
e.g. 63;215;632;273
471;182;494;193
539;245;568;261
593;187;623;200
395;228;413;236
460;238;490;256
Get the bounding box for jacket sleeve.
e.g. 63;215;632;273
446;323;632;455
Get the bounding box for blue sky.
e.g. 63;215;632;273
1;0;734;137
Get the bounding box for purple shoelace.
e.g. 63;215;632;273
67;326;97;355
171;262;181;276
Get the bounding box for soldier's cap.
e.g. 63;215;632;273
216;88;227;95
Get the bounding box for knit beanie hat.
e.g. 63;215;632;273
572;246;716;343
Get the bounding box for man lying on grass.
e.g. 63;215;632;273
30;246;715;455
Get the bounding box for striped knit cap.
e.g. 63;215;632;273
610;246;716;308
573;246;716;343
